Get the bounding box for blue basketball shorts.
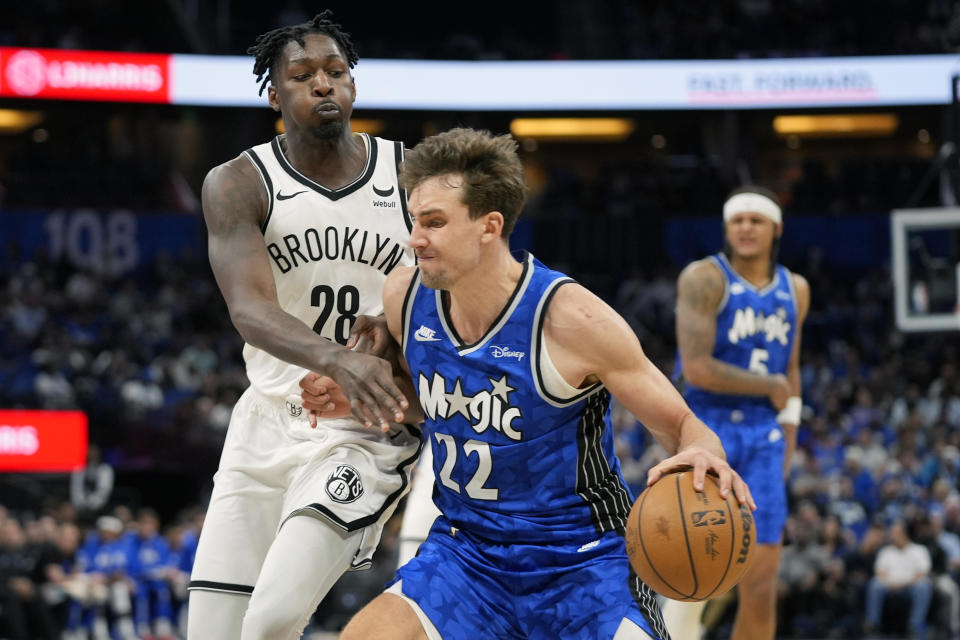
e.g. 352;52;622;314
698;406;787;545
392;518;668;640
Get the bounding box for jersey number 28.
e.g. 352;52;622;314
311;284;359;345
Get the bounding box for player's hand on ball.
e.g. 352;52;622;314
646;448;756;511
299;372;352;427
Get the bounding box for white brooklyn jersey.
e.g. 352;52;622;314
243;133;414;398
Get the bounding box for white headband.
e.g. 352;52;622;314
723;192;782;224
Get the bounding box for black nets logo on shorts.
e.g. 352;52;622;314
325;464;364;503
285;401;303;417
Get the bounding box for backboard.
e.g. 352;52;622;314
891;207;960;332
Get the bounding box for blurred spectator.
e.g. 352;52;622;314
77;515;137;639
163;518;197;638
817;513;859;637
120;369;165;418
0;515;60;639
131;508;174;640
914;513;960;640
36;521;84;635
863;518;933;639
69;444;115;520
7;279;48;341
33;358;76;409
932;508;960;585
846;427;892;477
777;507;834;638
830;475;871;542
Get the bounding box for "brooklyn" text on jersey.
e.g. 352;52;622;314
266;225;407;275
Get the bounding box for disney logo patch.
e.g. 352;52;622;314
489;345;525;361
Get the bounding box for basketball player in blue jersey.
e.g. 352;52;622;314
662;186;810;640
321;127;755;640
186;11;423;640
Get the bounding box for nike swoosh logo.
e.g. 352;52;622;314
277;190;307;201
414;328;441;342
372;184;395;198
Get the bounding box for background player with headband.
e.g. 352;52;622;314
186;11;421;640
663;186;810;640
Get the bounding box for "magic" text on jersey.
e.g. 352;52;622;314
727;306;791;345
417;372;523;441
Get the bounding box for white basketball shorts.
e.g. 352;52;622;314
189;386;422;594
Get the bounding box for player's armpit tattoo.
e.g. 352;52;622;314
679;266;722;313
203;163;263;235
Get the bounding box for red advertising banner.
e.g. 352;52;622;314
0;410;88;472
0;47;170;103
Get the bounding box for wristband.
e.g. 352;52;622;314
777;396;802;425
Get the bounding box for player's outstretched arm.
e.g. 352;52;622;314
544;283;754;508
202;156;407;430
676;259;791;408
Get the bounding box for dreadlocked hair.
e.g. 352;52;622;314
248;9;359;96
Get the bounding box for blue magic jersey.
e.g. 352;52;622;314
678;253;798;419
401;253;634;545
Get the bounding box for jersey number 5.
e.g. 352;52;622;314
433;433;499;501
311;284;359;345
749;348;769;375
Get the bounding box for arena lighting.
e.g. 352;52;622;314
773;113;899;137
509;118;636;141
350;119;387;135
0;108;43;133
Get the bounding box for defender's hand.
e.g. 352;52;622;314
346;315;393;358
325;350;408;432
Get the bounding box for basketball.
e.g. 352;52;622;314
624;468;755;602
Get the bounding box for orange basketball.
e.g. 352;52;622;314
624;469;755;601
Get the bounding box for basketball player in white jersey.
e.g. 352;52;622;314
186;12;422;640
